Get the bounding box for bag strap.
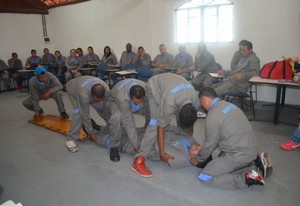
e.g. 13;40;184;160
268;61;278;78
282;60;286;79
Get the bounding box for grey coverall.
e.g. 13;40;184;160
119;51;137;67
213;52;260;96
191;50;220;91
151;52;174;75
23;72;66;114
137;73;199;160
197;99;258;189
66;76;121;142
95;125;197;169
108;79;150;148
173;51;193;80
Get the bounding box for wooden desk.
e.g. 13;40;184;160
249;76;300;124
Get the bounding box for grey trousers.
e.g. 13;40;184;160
199;149;257;189
213;80;240;97
191;73;219;91
23;91;66;114
65;70;82;82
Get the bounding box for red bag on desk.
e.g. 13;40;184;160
260;60;293;80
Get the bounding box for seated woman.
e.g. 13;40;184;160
65;49;82;82
100;46;118;65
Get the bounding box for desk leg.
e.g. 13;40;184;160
281;85;286;108
274;85;282;125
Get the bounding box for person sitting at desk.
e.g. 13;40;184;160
213;40;260;97
8;52;23;90
151;44;174;75
85;46;100;66
119;43;137;68
191;43;220;91
22;66;69;119
42;48;57;71
25;49;42;70
65;49;82;82
0;58;11;91
76;47;87;66
231;39;248;71
133;46;151;67
100;46;118;65
173;45;193;80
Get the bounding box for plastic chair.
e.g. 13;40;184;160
137;65;152;81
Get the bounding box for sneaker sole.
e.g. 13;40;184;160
130;166;153;178
261;152;273;178
66;145;79;153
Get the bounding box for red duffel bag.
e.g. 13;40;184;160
260;60;293;80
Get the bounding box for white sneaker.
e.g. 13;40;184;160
197;111;207;118
66;140;78;153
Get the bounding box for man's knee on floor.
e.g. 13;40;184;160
167;153;190;169
198;172;214;185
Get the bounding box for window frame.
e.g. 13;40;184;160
175;0;234;44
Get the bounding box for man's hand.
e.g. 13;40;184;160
160;152;174;165
43;91;51;100
33;111;41;119
71;69;78;75
135;147;140;153
189;157;199;166
175;68;183;75
233;73;242;81
217;70;225;76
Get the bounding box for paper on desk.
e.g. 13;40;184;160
209;73;225;78
115;70;137;75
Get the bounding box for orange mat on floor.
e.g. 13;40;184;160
28;114;87;140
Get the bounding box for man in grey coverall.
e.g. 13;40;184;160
92;123;201;169
66;76;121;155
23;66;69;119
131;73;198;177
196;87;273;189
108;79;150;161
214;40;260;97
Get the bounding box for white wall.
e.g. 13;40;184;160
0;0;299;104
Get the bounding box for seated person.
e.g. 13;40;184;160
191;43;220;91
76;47;87;66
0;58;11;91
42;48;57;69
22;66;69;119
133;46;151;67
65;49;82;82
85;46;100;66
231;39;248;71
213;40;260;97
119;43;137;68
100;46;118;65
25;49;42;70
151;44;174;75
173;45;193;80
8;52;23;90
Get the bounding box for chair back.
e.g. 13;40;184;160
96;64;108;73
137;65;153;78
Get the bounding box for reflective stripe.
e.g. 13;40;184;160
198;173;213;181
118;79;131;90
181;139;192;157
222;103;236;114
149;118;157;126
81;77;99;88
209;97;221;110
170;83;193;93
73;108;80;114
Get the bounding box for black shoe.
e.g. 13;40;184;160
91;118;101;131
196;155;212;168
60;112;69;119
39;109;44;115
110;147;120;162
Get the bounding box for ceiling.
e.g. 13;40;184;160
0;0;90;14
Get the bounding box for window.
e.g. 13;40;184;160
175;0;233;43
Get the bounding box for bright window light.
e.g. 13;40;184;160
175;0;233;43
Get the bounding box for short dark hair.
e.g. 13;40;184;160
31;49;36;53
12;52;17;57
43;48;49;52
239;39;248;46
199;86;218;99
179;103;197;129
76;48;83;52
241;40;253;50
129;85;145;100
91;84;105;99
138;46;144;50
